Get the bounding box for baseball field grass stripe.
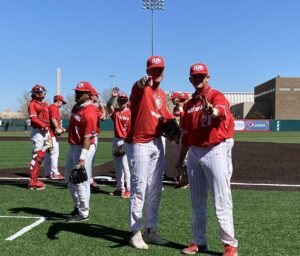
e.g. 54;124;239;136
0;216;46;241
232;182;300;187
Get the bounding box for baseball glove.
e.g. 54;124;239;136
162;118;181;142
175;166;188;189
69;165;88;184
45;132;53;153
113;145;126;157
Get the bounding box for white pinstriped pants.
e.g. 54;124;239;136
44;136;60;176
112;138;130;192
225;138;234;180
187;142;238;247
125;137;165;231
65;144;96;218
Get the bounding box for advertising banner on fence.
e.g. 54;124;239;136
234;120;245;131
245;120;270;131
234;120;270;131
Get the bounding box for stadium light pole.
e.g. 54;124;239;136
142;0;165;56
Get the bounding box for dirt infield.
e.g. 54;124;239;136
1;138;299;191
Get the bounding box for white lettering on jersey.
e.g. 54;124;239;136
117;115;130;121
150;110;162;119
187;105;204;113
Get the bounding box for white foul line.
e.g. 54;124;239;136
231;182;300;188
0;216;46;241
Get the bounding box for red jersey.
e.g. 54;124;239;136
226;111;235;139
68;102;100;145
111;108;131;139
181;85;230;147
126;83;173;143
48;104;61;137
28;100;50;129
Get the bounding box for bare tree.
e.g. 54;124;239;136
100;86;115;104
18;91;31;118
60;93;75;119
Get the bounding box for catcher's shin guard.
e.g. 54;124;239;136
29;150;46;183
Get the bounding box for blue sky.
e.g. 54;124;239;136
1;0;299;111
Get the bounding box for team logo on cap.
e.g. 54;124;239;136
193;64;205;72
151;57;162;65
77;82;85;88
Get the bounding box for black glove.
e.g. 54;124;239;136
113;145;126;157
69;165;88;184
161;119;181;142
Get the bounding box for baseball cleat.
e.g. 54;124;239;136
129;231;148;250
223;244;238;256
182;243;208;254
142;229;170;245
121;191;131;199
50;173;65;180
28;180;46;190
67;214;89;223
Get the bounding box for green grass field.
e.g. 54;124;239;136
0;131;300;255
0;185;299;256
0;141;112;169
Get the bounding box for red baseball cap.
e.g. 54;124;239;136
170;92;180;100
31;84;46;94
73;81;93;92
54;95;67;104
190;63;209;76
179;92;190;100
147;56;165;69
90;87;100;96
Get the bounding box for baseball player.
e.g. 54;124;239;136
125;56;174;250
89;87;106;190
107;90;131;198
44;95;66;180
66;81;100;222
27;85;50;190
177;63;238;256
169;92;190;188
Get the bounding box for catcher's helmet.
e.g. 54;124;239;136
31;84;46;94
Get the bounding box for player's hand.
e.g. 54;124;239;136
137;75;153;88
112;87;119;97
78;159;85;167
55;128;64;136
100;113;106;120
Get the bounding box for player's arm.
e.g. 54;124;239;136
137;75;153;88
106;87;119;116
204;94;227;119
98;101;107;120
